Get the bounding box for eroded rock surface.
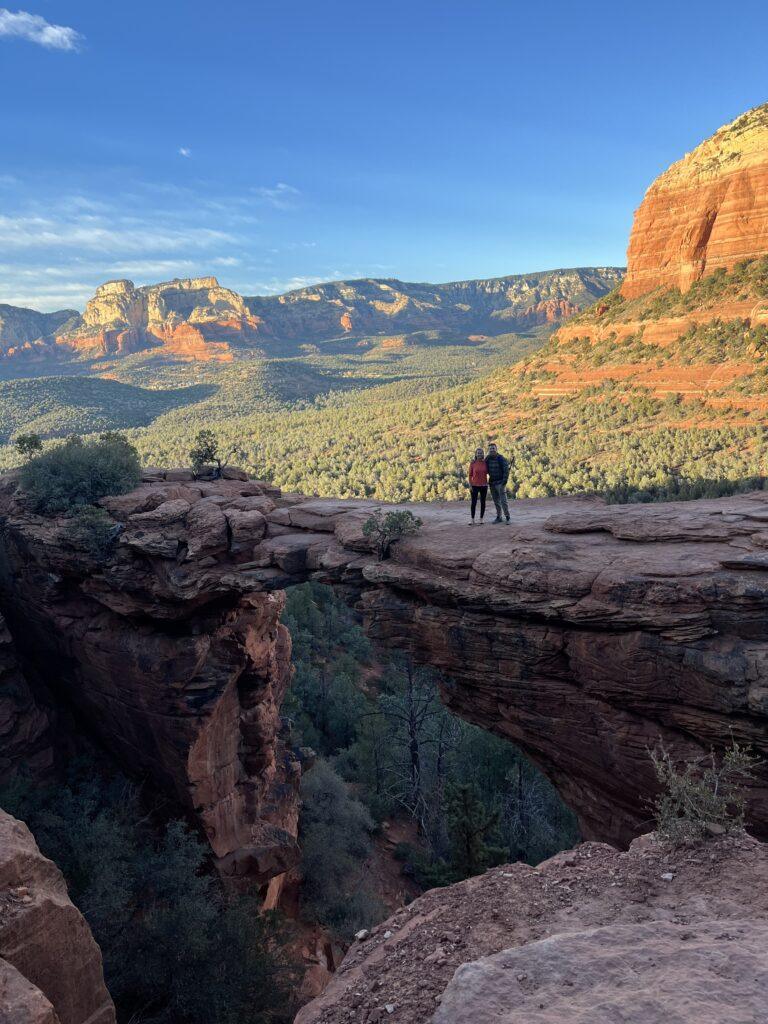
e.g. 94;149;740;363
0;809;115;1024
2;474;768;863
0;470;301;883
295;831;768;1024
433;919;768;1024
622;103;768;298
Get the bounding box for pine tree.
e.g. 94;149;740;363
445;782;507;879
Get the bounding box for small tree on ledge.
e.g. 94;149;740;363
189;430;244;479
14;433;43;460
362;509;422;561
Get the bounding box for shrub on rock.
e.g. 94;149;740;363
19;432;141;515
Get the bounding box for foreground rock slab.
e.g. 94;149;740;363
434;920;768;1024
295;831;768;1024
0;809;115;1024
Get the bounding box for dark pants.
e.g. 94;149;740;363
470;485;487;520
490;481;510;520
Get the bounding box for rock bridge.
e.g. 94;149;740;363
1;468;767;884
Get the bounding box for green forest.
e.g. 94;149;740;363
284;583;578;938
4;258;768;506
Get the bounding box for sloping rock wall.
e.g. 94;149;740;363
0;809;115;1024
622;104;768;298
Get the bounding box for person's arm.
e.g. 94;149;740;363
502;454;510;485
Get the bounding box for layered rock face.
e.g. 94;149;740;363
622;103;768;298
295;831;768;1024
2;474;767;854
246;267;624;344
0;267;623;365
0;808;115;1024
0;470;302;884
57;277;261;362
252;492;768;844
0;304;77;360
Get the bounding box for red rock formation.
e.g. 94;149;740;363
295;831;768;1024
622;104;768;298
3;476;768;863
255;493;768;845
0;809;115;1024
0;470;301;883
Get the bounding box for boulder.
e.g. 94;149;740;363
0;810;115;1024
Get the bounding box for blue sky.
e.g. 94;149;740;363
1;0;767;311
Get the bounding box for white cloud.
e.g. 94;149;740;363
0;214;234;253
252;182;301;210
0;8;83;50
178;147;192;158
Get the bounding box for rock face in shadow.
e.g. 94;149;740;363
0;470;301;884
1;472;768;866
0;808;115;1024
622;103;768;298
294;831;768;1024
0;612;52;783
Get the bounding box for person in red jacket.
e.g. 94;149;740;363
468;447;489;523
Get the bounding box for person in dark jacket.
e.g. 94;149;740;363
468;447;488;524
486;442;510;523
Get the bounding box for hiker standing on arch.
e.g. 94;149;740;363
486;442;510;524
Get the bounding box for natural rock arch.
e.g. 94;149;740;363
1;468;767;885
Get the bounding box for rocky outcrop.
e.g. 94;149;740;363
0;470;302;884
0;808;115;1024
295;831;768;1024
0;268;623;365
2;474;767;854
238;490;768;845
622;103;768;298
0;305;77;361
246;268;624;346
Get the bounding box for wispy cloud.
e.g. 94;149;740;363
252;182;301;210
0;8;83;50
178;147;192;158
0;214;234;253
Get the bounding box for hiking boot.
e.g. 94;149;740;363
492;517;503;524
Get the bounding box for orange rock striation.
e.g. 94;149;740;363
0;469;302;885
622;103;768;299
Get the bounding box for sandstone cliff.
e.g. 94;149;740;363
622;103;768;298
0;268;623;365
294;830;768;1024
1;474;766;854
246;268;624;347
0;808;115;1024
0;470;302;885
0;305;77;360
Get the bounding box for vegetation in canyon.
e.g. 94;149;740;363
285;582;578;938
0;764;298;1024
